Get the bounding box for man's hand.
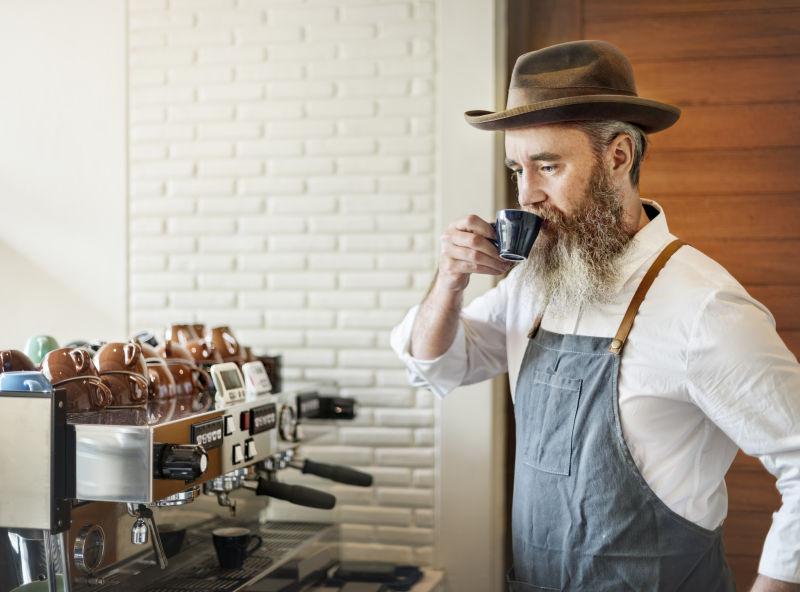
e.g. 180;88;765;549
437;214;513;292
750;574;800;592
409;214;513;360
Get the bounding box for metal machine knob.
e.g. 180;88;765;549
154;444;208;481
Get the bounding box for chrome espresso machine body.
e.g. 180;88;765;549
0;366;364;592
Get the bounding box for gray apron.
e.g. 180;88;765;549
507;240;735;591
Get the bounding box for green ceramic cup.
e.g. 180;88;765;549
24;335;59;366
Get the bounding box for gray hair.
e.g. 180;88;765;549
564;120;649;189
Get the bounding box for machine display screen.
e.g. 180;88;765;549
221;369;243;390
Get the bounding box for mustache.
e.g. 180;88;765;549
526;205;570;227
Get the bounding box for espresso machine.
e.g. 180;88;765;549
0;364;370;592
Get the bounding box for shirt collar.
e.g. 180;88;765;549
614;198;675;288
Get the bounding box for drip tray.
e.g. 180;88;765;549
76;521;336;592
146;555;276;591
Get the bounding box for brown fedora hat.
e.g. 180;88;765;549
465;40;680;133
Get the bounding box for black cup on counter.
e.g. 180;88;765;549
490;209;543;261
212;527;262;569
158;523;187;558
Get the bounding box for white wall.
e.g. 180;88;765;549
126;0;440;568
0;0;127;348
439;0;507;589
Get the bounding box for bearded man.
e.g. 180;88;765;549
391;40;800;591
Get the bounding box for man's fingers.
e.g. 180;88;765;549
453;214;496;239
441;243;512;274
448;229;503;260
442;259;506;276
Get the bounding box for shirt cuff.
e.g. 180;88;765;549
757;508;800;584
389;304;468;399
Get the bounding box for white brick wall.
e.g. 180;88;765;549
127;0;437;565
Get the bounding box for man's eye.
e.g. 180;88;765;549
510;169;522;180
541;165;556;173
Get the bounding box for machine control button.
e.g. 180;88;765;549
190;417;224;450
240;411;250;432
224;415;235;436
250;403;277;435
232;443;244;465
155;444;208;481
244;438;257;460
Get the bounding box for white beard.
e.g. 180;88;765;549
519;160;634;318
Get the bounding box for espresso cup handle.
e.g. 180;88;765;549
247;534;262;556
489;222;500;251
194;366;213;393
70;349;89;372
124;342;141;367
148;369;161;401
95;378;114;408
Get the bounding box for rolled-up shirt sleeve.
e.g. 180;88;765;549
390;270;516;398
686;287;800;583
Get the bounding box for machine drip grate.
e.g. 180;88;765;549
145;556;274;592
72;521;332;592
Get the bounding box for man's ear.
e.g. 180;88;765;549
609;133;634;183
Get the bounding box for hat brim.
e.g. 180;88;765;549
464;94;680;133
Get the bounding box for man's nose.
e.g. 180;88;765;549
516;176;547;209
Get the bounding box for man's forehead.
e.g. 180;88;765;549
504;124;590;161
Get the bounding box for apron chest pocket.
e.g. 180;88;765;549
520;369;582;476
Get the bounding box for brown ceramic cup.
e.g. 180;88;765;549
0;350;37;374
242;346;257;364
207;326;244;365
138;342;177;401
94;342;150;407
156;341;212;399
185;338;223;368
41;348;113;413
165;324;198;345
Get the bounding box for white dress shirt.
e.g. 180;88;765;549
390;200;800;582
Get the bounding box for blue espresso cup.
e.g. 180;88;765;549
490;209;543;261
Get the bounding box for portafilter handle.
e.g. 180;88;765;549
252;475;336;509
127;504;168;569
289;459;373;487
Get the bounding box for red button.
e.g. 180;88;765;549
240;411;250;431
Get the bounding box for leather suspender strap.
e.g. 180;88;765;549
608;239;686;355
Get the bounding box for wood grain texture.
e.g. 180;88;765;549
780;330;800;356
649;103;800;150
725;466;781;512
722;510;773;555
635;56;800;106
585;0;800;20
641;148;800;195
688;240;800;285
652;194;800;240
585;10;800;61
726;554;760;590
747;286;800;330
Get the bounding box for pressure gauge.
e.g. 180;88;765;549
278;403;298;442
74;524;105;573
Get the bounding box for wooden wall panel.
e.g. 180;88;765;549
585;0;800;20
689;241;800;285
641;148;800;194
651;104;800;150
656;194;800;240
635;56;800;105
586;10;800;61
